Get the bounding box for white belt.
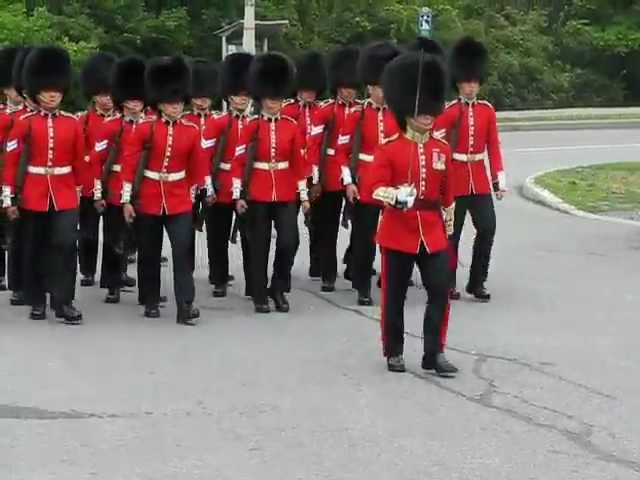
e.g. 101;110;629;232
143;169;186;181
326;148;335;156
253;161;289;171
111;164;122;172
452;153;484;162
358;153;374;162
218;162;231;171
27;165;72;175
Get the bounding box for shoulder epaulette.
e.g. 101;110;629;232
432;135;449;147
75;110;87;117
140;116;156;124
60;111;78;119
105;113;122;124
179;119;199;129
319;98;335;109
281;114;297;124
247;114;259;122
282;99;295;106
477;99;495;110
445;99;460;109
381;133;400;145
19;111;37;121
212;111;226;119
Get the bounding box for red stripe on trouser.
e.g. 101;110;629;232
440;301;450;353
380;248;388;357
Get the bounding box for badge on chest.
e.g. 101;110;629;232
432;150;446;170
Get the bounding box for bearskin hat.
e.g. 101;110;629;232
407;37;445;58
145;55;191;105
0;47;21;89
112;55;146;105
12;47;32;97
328;46;360;92
450;36;488;87
383;52;446;130
294;51;327;96
358;41;401;86
81;52;117;99
191;59;218;99
220;52;253;98
248;52;295;100
23;46;72;100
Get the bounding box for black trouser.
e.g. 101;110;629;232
136;212;195;306
381;247;449;358
449;194;496;289
100;204;128;289
308;206;321;273
22;207;79;307
351;202;381;295
246;201;298;305
205;202;234;286
79;196;100;277
0;218;6;280
239;217;253;297
7;217;24;292
311;191;343;283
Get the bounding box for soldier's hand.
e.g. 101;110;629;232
310;184;322;203
236;199;248;215
6;206;19;221
301;200;311;215
345;184;359;204
205;193;217;206
495;190;507;201
123;203;136;224
94;199;107;213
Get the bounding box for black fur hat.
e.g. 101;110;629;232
383;52;446;130
220;52;253;98
295;51;327;96
81;52;117;99
248;52;295;100
328;46;360;92
112;55;146;105
145;56;191;105
12;47;32;97
0;47;21;89
358;41;401;86
450;36;488;87
407;37;445;58
191;59;218;99
23;46;72;100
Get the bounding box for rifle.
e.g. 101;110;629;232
100;122;125;204
229;123;259;245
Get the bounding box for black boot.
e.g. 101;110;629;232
30;304;46;320
321;280;335;293
212;284;227;298
449;288;461;301
386;355;406;373
80;275;95;287
343;267;353;282
0;277;6;291
269;290;290;313
144;304;160;318
422;353;458;377
160;255;169;265
227;274;235;284
139;295;167;306
105;288;121;304
121;274;136;288
254;301;270;313
177;303;199;326
466;283;491;302
309;265;321;279
10;291;24;306
357;290;373;306
127;253;136;264
56;304;83;325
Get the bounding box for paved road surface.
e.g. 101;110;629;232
1;129;639;479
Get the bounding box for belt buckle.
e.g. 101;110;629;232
159;172;169;181
268;162;276;171
44;167;54;175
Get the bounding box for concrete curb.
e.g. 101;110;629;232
521;168;640;227
500;119;640;132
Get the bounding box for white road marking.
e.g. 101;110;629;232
508;143;640;153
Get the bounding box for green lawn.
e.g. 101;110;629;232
536;162;640;213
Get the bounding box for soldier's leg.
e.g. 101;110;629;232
206;203;234;289
49;208;80;308
101;204;124;291
449;195;470;293
308;203;321;278
21;210;48;308
136;213;163;307
0;220;6;289
8;216;25;300
247;202;271;307
78;197;99;283
380;247;414;359
319;191;343;287
270;201;298;296
352;203;380;300
165;213;196;305
467;194;496;293
239;217;253;298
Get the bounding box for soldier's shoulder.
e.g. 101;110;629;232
75;109;87;118
246;114;259;123
18;111;37;121
380;132;400;146
141;113;157;122
477;99;495;111
318;98;335;109
60;110;79;120
212;110;227;120
179;118;199;130
444;99;460;110
105;112;122;123
431;135;449;149
280;114;297;125
282;98;296;106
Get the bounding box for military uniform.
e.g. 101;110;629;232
231;52;308;313
366;51;457;375
433;37;505;301
77;53;118;287
2;47;85;323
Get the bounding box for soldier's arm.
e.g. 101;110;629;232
440;142;455;235
307;105;330;184
432;102;457;140
292;126;309;202
73;118;89;196
336;112;358;185
1;116;29;207
230;118;258;200
370;146;397;206
187;125;210;197
485;104;506;191
88;121;116;201
119;122;147;204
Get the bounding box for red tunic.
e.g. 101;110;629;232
306;98;362;192
433;98;505;197
77;108;116;197
120;116;206;216
337;99;400;205
282;98;322;174
368;132;454;255
231;113;307;203
2;110;85;212
183;110;213;135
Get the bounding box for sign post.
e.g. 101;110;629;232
417;7;433;38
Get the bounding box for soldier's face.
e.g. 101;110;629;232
3;87;22;106
37;90;63;111
229;94;250;112
95;94;114;113
367;85;384;105
192;97;212;111
337;88;357;103
159;101;184;120
298;90;316;103
261;98;282;116
123;99;144;116
458;81;480;99
407;114;434;133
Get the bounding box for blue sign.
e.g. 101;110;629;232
418;7;433;38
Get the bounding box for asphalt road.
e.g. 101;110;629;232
1;129;639;479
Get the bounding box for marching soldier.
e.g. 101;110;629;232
433;36;506;302
232;52;310;313
282;51;327;280
2;46;85;323
77;53;118;287
90;56;147;304
307;46;362;293
338;41;401;306
367;51;457;375
120;55;212;325
201;52;254;298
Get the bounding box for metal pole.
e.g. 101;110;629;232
242;0;256;54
